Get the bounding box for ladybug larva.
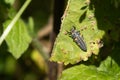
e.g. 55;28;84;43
67;26;87;52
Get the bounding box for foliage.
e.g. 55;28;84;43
50;0;105;64
0;0;51;79
50;0;120;79
3;19;32;58
59;57;120;80
0;0;120;79
0;0;32;59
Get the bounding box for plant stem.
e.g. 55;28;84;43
0;0;31;46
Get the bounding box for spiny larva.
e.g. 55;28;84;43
67;26;87;52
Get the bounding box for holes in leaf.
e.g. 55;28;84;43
79;11;87;23
80;6;88;10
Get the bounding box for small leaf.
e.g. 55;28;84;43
3;19;32;59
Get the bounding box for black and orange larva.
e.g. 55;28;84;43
67;26;87;52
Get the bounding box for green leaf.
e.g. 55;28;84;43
98;57;120;77
59;57;120;80
50;0;105;64
3;19;32;59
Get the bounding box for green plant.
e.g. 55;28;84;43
0;0;32;58
50;0;120;79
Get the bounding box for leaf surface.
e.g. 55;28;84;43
59;57;120;80
50;0;105;64
3;19;32;59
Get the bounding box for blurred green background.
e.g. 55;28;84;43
0;0;54;80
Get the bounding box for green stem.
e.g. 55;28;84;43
0;0;31;46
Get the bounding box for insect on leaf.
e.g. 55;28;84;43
50;0;105;65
